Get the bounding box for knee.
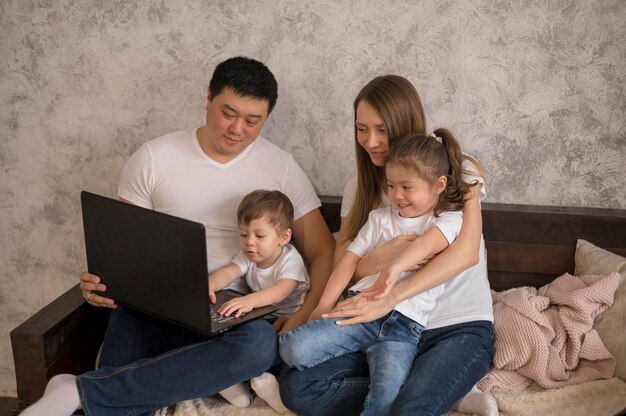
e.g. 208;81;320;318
278;332;311;369
230;320;278;365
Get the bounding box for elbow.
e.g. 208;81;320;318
461;240;480;269
453;240;480;270
467;252;480;269
320;238;337;265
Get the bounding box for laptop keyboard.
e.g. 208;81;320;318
210;304;237;323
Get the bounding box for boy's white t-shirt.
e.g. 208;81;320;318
231;243;310;317
347;207;462;326
341;158;493;329
118;128;320;292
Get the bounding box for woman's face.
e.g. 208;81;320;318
355;100;389;167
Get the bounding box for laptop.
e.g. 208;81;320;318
80;190;277;335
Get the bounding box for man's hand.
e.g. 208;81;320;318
323;292;395;326
80;271;117;308
306;306;330;323
272;308;309;335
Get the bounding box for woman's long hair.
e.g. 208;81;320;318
344;75;426;242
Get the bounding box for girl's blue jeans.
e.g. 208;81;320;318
75;306;278;416
279;319;494;416
279;310;423;416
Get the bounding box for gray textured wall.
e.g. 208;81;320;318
1;0;625;394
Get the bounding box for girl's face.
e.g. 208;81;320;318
385;164;445;218
355;100;389;167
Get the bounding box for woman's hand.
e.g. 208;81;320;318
322;292;396;326
80;271;117;308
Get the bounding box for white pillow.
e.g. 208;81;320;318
575;239;626;382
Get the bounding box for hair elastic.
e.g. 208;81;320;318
430;132;442;143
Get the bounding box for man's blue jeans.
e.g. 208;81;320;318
280;311;423;416
75;306;278;416
279;320;493;416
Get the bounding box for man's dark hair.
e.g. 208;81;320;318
209;56;278;113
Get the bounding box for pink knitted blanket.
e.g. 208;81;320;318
478;272;621;392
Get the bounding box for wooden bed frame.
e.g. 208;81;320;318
10;197;626;410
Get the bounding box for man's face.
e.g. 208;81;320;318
203;87;270;162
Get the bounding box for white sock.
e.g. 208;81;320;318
21;374;81;416
219;382;251;408
251;372;288;414
453;385;498;416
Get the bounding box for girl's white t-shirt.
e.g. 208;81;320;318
348;206;462;326
341;158;493;329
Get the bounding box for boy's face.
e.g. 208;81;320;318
239;216;291;269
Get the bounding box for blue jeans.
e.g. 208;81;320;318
279;320;493;416
280;311;423;416
76;306;278;416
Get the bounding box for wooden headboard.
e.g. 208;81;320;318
11;197;626;406
319;196;626;291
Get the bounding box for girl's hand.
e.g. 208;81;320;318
355;234;417;280
323;292;395;326
361;265;402;300
209;289;216;304
307;306;328;323
218;296;254;318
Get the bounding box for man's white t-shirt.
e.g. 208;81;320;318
231;244;310;318
341;158;493;329
119;128;320;291
348;207;462;326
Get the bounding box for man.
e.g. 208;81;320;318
23;57;335;416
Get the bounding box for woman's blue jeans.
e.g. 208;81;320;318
279;320;493;416
75;306;278;416
280;311;423;416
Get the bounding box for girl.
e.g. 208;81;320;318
280;75;497;416
280;131;481;416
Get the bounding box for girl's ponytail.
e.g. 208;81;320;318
432;127;484;214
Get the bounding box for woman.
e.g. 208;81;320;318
279;75;496;416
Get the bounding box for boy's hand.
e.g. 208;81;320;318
361;265;402;300
218;295;254;318
209;289;216;305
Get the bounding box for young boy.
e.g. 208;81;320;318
210;189;309;412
